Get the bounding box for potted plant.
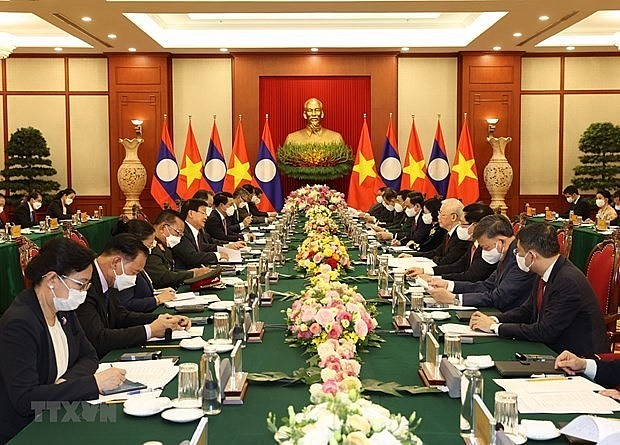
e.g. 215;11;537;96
276;141;353;181
572;122;620;191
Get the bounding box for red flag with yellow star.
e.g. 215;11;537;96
400;116;428;194
447;115;479;204
347;118;382;211
223;118;253;192
176;119;208;200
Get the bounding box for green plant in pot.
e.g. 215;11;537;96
572;122;620;192
277;142;353;181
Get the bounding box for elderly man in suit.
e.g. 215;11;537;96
470;223;608;355
427;214;536;312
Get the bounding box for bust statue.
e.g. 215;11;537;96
283;98;345;146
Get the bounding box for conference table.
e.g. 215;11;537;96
526;216;608;272
0;216;118;313
10;218;618;444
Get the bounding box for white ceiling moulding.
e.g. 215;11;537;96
124;11;506;49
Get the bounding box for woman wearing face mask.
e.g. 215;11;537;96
46;188;76;220
586;189;617;225
13;190;43;228
415;198;446;252
0;238;127;443
112;219;177;312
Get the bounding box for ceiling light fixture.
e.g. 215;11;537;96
493;46;501;51
401;47;410;52
486;118;499;136
54;47;63;52
513;32;522;37
310;47;319;52
81;17;92;22
107;34;117;39
566;46;575;51
538;15;550;21
219;47;228;52
128;47;136;52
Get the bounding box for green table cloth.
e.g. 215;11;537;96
9;219;619;444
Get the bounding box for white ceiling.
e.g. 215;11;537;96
0;0;618;54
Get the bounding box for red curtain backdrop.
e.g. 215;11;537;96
259;76;371;197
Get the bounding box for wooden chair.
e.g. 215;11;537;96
14;236;40;288
556;220;574;258
132;204;150;222
63;225;89;248
512;212;527;235
584;230;620;355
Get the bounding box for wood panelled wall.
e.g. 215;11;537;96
108;54;171;219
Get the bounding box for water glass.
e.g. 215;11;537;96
494;391;523;441
177;363;200;403
213;313;230;344
443;333;462;364
233;282;246;302
410;293;424;312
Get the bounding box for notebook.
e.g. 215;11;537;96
495;360;563;377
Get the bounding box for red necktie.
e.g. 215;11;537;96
223;218;228;235
469;244;476;264
536;279;545;312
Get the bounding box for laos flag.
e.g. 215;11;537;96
378;115;402;190
150;116;179;209
254;116;283;211
425;117;450;198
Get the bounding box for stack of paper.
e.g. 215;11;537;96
439;323;495;336
147;326;204;342
217;246;242;263
164;294;220;308
388;256;436;269
560;415;620;444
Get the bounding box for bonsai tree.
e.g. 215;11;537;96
0;126;60;204
572;122;620;191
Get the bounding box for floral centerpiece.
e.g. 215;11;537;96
304;217;338;235
284;185;346;212
296;234;351;276
306;205;332;220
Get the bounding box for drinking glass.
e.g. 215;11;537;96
443;333;462;364
177;363;200;405
213;313;230;344
494;391;524;442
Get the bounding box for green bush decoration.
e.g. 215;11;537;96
277;142;354;180
572;122;620;191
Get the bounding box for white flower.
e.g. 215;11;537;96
368;430;401;445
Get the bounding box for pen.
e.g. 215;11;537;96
526;376;569;382
142;344;180;349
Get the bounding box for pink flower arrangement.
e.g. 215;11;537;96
296;233;350;276
284;185;346;212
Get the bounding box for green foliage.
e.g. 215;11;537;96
572;122;620;191
277;141;353;180
0;127;60;204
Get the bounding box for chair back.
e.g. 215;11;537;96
557;220;574;258
14;236;40;287
63;225;89;248
512;213;528;235
585;231;620;331
132;204;150;222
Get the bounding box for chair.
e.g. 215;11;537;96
132;204;150;222
556;220;574;258
512;213;527;235
63;225;89;248
584;230;620;355
14;236;40;288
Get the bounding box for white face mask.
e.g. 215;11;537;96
239;202;248;209
516;252;532;273
456;225;472;241
65;198;73;206
394;203;404;213
252;196;261;205
113;260;137;291
376;196;383;204
596;199;605;208
225;205;235;217
615;205;620;211
405;207;417;218
0;206;3;213
33;201;42;210
481;247;502;264
566;197;573;204
421;213;433;225
166;233;182;249
383;202;395;212
205;206;213;216
52;277;87;312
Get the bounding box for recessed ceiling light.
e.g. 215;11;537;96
513;32;522;37
310;47;319;52
219;47;228;52
493;46;501;51
81;16;92;22
128;47;136;52
401;47;410;52
54;47;63;52
566;46;575;50
107;34;117;39
538;15;549;21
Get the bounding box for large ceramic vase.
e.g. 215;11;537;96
483;136;513;213
117;137;147;217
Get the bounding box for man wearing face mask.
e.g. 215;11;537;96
243;185;277;224
205;192;250;243
368;188;398;225
427;214;536;311
13;190;43;228
146;209;212;289
561;185;590;219
230;188;253;231
469;223;608;355
387;193;430;246
76;234;191;358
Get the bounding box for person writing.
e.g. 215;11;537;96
46;188;76;220
555;350;620;396
0;238;127;443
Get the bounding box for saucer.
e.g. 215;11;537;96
179;337;207;350
123;396;171;417
208;301;235;311
161;408;204;423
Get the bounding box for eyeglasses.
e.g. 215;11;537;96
61;275;92;291
166;224;184;236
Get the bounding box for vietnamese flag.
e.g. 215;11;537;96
400;115;428;194
447;114;479;204
176;118;208;200
223;116;253;192
347;116;382;211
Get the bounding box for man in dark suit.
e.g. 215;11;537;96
13;190;42;228
470;223;609;355
555;350;620;389
409;198;470;267
172;199;229;270
76;233;191;358
561;185;590;219
242;184;276;224
368;188;397;224
205;192;247;243
428;214;536;311
408;203;496;283
229;188;253;233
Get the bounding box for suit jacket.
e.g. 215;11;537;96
416;223;445;252
570;197;591;219
205;211;243;242
46;199;73;219
497;256;609;355
172;223;219;270
412;227;470;266
116;271;157;313
13;202;37;228
441;245;497;283
145;240;193;289
238;203;266;225
0;288;99;442
0;210;7;229
226;207;245;234
454;239;536;311
75;269;157;358
594;359;620;388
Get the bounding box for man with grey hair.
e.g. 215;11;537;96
409;198;470;267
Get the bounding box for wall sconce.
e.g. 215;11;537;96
131;119;143;136
486;118;499;136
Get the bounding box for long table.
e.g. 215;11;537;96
9;221;618;444
0;216;118;313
